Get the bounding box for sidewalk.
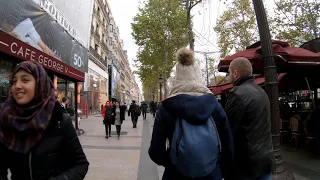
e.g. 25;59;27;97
79;113;160;180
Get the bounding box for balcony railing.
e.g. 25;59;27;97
101;41;108;51
97;0;110;25
94;32;100;43
89;46;105;65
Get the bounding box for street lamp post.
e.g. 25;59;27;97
159;76;163;102
252;0;294;179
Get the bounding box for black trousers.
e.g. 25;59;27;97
142;111;147;119
152;110;156;118
116;125;121;136
131;116;138;127
104;123;111;136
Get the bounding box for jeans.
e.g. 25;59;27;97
131;116;138;128
116;125;121;136
104;123;111;136
142;111;147;120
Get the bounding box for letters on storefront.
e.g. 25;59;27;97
0;31;84;81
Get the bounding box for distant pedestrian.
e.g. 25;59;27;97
101;101;113;138
61;97;69;112
112;101;125;140
149;48;234;180
141;102;148;120
128;100;140;128
150;100;157;118
225;57;275;180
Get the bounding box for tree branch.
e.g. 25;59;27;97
190;0;202;9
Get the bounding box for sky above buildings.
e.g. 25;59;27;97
108;0;275;92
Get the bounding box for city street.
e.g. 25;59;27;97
79;113;164;180
79;113;320;180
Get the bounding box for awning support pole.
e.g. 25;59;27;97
305;77;316;110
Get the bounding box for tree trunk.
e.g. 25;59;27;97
252;0;294;179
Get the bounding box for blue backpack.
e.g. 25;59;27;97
170;117;221;178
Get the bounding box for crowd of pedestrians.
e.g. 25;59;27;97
0;48;276;180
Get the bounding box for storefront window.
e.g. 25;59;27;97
0;60;13;104
87;68;101;113
56;78;75;108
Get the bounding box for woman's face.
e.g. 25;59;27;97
116;102;120;107
11;70;36;105
106;101;110;106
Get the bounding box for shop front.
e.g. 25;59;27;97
0;29;86;119
82;60;108;114
0;0;93;132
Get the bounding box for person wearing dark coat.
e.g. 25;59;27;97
149;48;234;180
0;61;89;180
141;103;148;120
101;101;113;138
112;101;126;139
150;100;157;118
128;100;140;128
225;57;275;180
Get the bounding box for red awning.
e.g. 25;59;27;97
218;40;320;73
209;74;286;95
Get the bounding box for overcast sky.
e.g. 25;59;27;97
108;0;274;93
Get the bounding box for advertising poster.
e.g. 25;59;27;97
109;65;120;99
32;0;94;49
0;0;89;73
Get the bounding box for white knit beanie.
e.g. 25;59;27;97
174;48;202;83
168;48;212;98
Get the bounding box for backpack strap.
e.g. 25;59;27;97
176;118;183;157
209;117;222;159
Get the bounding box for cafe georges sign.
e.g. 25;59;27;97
0;31;84;81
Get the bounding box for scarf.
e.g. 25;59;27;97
168;81;212;99
0;61;57;153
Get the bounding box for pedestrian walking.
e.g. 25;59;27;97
149;48;234;180
101;100;113;138
225;57;275;180
0;61;89;180
141;102;148;120
150;100;157;118
112;101;125;140
128;100;140;128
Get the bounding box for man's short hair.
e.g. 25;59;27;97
230;57;253;76
62;97;68;103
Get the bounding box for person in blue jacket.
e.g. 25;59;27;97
149;48;234;180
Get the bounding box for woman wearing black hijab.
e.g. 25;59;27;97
0;61;89;180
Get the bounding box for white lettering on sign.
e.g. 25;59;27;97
11;42;37;61
40;0;77;38
73;53;83;67
10;42;66;74
38;55;64;73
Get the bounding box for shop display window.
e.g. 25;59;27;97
0;60;13;104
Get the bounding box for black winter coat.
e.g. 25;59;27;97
0;102;89;180
225;76;275;179
112;106;125;124
141;103;148;112
128;103;139;117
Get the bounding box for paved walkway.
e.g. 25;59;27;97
78;113;320;180
79;113;162;180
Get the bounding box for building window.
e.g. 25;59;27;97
98;7;100;12
96;24;99;32
95;44;99;51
